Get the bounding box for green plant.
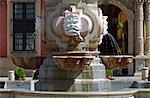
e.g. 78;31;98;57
106;68;113;76
116;21;124;29
14;67;26;80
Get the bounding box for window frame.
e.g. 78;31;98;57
8;0;41;56
13;3;35;51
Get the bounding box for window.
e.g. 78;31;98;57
13;3;35;51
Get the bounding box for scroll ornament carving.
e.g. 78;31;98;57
136;3;144;19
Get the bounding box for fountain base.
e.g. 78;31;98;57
36;54;111;91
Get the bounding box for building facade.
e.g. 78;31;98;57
0;0;150;76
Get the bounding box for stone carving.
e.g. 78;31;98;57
137;4;144;20
53;55;94;70
50;5;93;51
63;12;83;41
101;56;133;68
136;0;145;3
99;16;108;45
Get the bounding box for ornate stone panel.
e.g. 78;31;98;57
46;2;103;51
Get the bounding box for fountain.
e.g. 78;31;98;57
2;1;150;98
98;16;133;69
35;4;112;91
34;3;134;91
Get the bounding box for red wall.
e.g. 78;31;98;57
0;2;7;57
41;0;47;56
0;0;47;57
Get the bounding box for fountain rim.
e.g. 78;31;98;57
99;55;134;58
0;88;139;95
52;55;95;59
52;51;100;54
11;55;46;58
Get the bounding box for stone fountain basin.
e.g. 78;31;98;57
53;56;94;70
52;51;99;70
100;55;133;68
12;56;45;69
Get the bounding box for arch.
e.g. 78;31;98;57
98;0;134;75
98;0;134;54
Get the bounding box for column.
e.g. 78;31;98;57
136;0;144;56
145;0;150;70
145;0;150;55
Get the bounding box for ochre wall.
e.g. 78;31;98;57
0;2;7;57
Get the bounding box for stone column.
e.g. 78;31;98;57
145;0;150;69
145;0;150;56
136;0;144;56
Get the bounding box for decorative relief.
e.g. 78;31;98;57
145;2;150;20
136;0;145;3
63;10;83;41
138;37;144;54
119;0;134;11
101;56;133;68
136;3;144;20
48;5;94;51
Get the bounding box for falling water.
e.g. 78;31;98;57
100;33;122;55
98;16;122;55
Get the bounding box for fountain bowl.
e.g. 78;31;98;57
100;55;133;68
52;51;99;70
53;55;94;70
12;56;45;69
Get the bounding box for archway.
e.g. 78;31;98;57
98;1;134;75
99;4;128;54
